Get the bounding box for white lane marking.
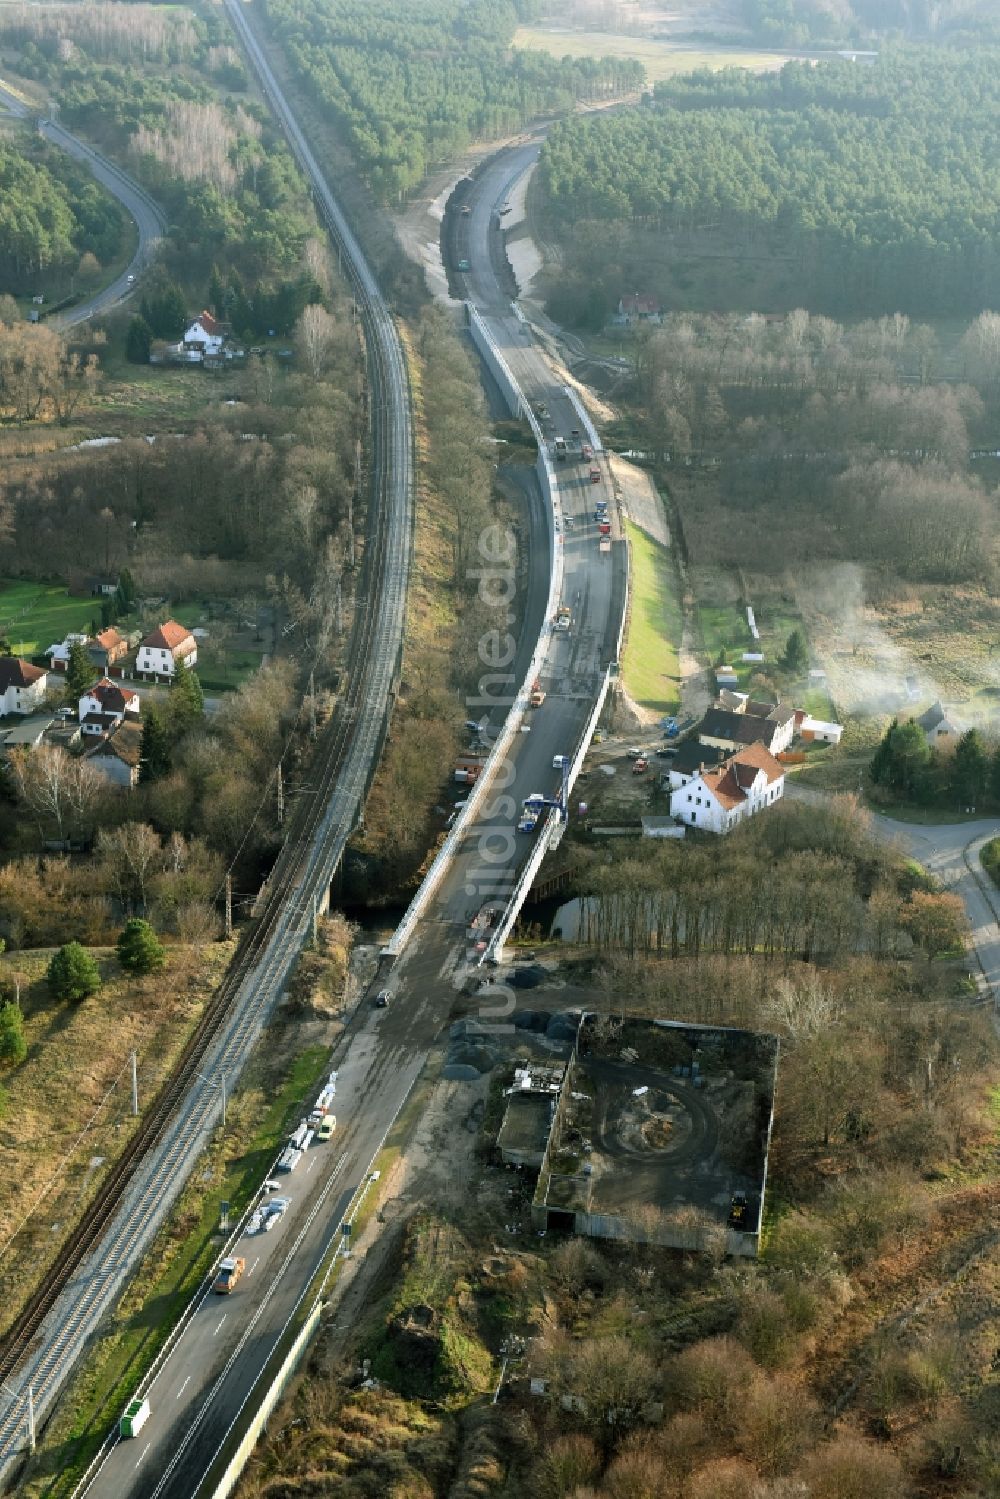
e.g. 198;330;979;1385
135;1443;151;1469
248;1257;260;1276
176;1376;191;1400
214;1315;227;1335
307;1158;317;1174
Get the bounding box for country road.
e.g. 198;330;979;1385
0;79;166;326
787;782;1000;1000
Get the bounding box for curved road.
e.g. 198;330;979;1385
0;79;165;326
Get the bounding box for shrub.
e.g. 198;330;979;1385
534;1434;600;1498
47;941;101;1002
117;918;166;975
665;1337;757;1432
0;1004;27;1068
796;1433;908;1499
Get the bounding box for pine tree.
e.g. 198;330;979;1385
869;719;931;797
126;314;152;364
170;668;204;734
953;728;989;808
782;627;810;677
0;1002;27;1068
139;704;171;784
117;918;166;976
47;942;102;1002
65;639;96;703
117;569;137;609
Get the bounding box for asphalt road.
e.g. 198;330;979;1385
0;79;165;327
82;134;624;1499
787;783;1000;1001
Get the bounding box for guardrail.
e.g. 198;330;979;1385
563;384;603;453
383;304;564;958
482;663;615;964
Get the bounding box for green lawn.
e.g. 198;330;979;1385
696;600;752;686
513;27;796;84
622;522;681;715
0;579;100;656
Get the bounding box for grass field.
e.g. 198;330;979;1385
0;578;102;656
0;942;233;1344
622;522;681;715
513;27;794;83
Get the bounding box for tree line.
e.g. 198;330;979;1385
538;47;1000;318
0;139;124;289
742;0;1000;48
614;306;1000;584
262;0;643;204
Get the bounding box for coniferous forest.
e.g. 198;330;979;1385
537;48;1000;318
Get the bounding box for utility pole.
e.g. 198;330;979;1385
130;1050;138;1116
276;759;285;827
309;669;317;739
224;874;233;940
220;1073;227;1128
311;892;318;946
27;1385;35;1453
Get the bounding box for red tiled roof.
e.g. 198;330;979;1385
142;620;195;653
698;741;784;809
193;310;221;336
94;628;124;651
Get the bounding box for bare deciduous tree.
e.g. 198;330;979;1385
10;746;106;841
295;303;339;380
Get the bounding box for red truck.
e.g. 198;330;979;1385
590;466;601;484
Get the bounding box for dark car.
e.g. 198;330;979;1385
374;990;392;1008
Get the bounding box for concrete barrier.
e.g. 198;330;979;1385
383;306;565;958
208;1300;323;1499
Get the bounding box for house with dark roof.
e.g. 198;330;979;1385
697;706;795;757
83;720;143;788
665;739;727;792
78;678;141;737
914;700;965;748
0;657;48;716
136;620;197;681
670;742;785;834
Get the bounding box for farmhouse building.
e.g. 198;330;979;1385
614;294;663;326
670;742;785;834
183;311;226;358
45;633;90;672
0;657;48;716
697;704;795;757
136;621;197;681
914;700;965;748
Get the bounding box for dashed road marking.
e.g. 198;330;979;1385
176;1376;190;1399
135;1443;151;1469
248;1257;260;1276
214;1315;226;1336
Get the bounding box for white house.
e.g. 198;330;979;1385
45;633;90;672
665;739;727;792
183;310;226;359
83;720;142;788
914;700;965;748
670;742;785;834
78;678;141;737
0;657;48;716
136;620;197;681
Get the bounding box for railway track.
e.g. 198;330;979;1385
0;5;412;1469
